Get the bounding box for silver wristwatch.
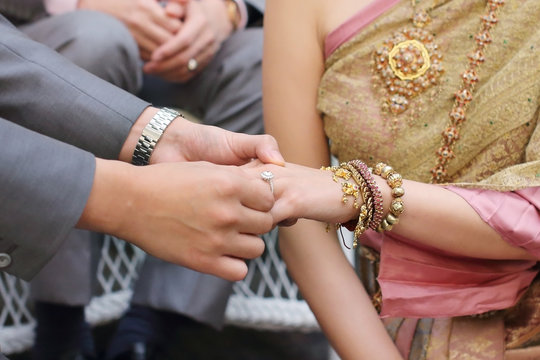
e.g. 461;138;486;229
132;107;181;166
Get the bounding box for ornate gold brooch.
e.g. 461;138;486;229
373;9;444;116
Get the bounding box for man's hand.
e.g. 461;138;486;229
120;107;285;167
144;0;233;82
152;117;285;166
78;159;275;281
78;0;182;61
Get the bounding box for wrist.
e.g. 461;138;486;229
119;107;158;163
132;107;182;165
120;107;184;165
77;158;138;236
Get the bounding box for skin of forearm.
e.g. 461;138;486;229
76;158;137;236
269;161;533;261
279;222;403;360
365;175;536;261
78;158;170;249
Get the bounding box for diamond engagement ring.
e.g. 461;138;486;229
260;171;274;194
187;58;198;72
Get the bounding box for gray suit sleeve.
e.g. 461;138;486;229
0;119;95;281
0;15;149;159
0;16;150;280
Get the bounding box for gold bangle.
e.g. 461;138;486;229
343;163;373;248
348;160;384;230
372;163;405;232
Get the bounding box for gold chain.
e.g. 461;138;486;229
430;0;506;183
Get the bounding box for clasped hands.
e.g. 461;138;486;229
141;0;225;82
78;0;229;82
108;108;353;282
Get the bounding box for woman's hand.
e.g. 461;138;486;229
242;161;361;226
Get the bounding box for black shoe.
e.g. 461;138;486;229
109;342;158;360
59;350;96;360
131;342;152;360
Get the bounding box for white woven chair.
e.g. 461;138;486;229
0;229;321;356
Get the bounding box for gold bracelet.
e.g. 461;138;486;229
321;165;361;208
372;163;405;232
343;163;373;248
322;163;374;249
348;160;384;231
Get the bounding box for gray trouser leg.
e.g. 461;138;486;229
139;28;264;135
19;10;142;93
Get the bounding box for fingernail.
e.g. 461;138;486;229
269;151;285;166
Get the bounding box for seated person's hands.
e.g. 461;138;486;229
78;0;182;61
145;0;231;82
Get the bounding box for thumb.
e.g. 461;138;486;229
233;133;285;166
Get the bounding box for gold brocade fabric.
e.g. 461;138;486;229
319;0;540;191
318;0;540;358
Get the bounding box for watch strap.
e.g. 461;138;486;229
132;107;181;166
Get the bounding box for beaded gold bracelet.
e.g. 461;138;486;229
343;163;373;248
372;163;405;232
348;160;384;231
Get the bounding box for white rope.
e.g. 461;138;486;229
0;273;32;327
0;231;321;355
0;273;34;355
224;296;319;332
0;323;34;355
85;290;133;326
96;236;145;294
